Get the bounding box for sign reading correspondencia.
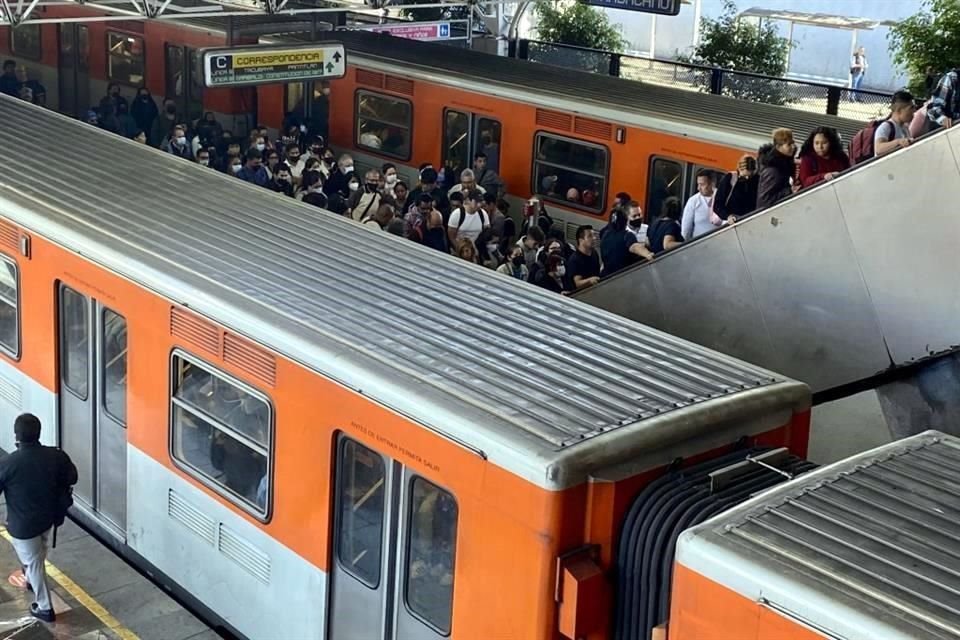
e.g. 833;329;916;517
202;43;347;88
585;0;681;16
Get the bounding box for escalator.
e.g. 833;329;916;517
576;125;960;397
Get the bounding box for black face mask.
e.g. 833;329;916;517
365;183;378;192
628;218;643;228
165;105;176;115
511;255;524;267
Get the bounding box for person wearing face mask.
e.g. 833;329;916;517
284;143;307;184
297;170;327;205
263;150;281;181
534;254;569;294
270;164;295;197
496;246;530;281
105;82;127;114
195;148;213;169
224;153;243;176
324;154;355;198
167;125;194;160
316;148;335;179
151;100;179;149
236;147;268;187
348;169;383;221
600;201;654;278
382;163;400;198
131;87;158;138
248;135;268;156
528;238;563;284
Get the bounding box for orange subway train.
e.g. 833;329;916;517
0;90;954;640
1;14;863;237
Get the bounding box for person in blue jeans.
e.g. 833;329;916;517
850;47;868;102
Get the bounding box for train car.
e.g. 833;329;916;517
1;14;864;239
0;94;816;639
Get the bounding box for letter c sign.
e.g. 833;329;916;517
215;55;229;69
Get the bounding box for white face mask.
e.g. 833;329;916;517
343;165;355;173
231;164;242;173
385;174;398;185
255;143;266;152
175;136;186;145
199;159;209;166
348;182;360;192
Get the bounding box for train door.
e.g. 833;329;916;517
442;109;502;181
57;285;128;537
165;44;204;124
645;157;724;222
329;435;458;640
57;24;89;118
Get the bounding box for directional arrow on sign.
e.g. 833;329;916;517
326;62;335;72
333;51;342;62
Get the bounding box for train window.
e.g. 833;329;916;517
532;133;608;213
170;354;272;517
0;256;19;359
335;438;386;587
101;309;127;425
475;118;502;174
647;157;684;220
355;90;412;160
405;477;458;634
106;31;145;86
10;24;42;61
60;287;88;399
443;110;470;181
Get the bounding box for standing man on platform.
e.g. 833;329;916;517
850;46;868;102
0;414;77;623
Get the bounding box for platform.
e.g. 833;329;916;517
0;504;216;640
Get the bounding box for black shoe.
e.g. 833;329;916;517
30;602;55;623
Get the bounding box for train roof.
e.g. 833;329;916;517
0;96;808;489
253;29;865;150
677;430;960;640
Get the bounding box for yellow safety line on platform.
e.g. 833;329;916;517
0;528;140;640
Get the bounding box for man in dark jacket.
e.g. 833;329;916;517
756;128;797;210
0;414;78;623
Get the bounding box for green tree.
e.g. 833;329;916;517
678;0;793;103
533;0;626;53
888;0;960;96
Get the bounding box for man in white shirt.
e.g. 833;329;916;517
447;190;490;247
624;202;648;244
874;90;916;158
681;170;717;241
447;169;487;197
284;142;307;184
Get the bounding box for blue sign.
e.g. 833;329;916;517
439;23;450;38
586;0;681;16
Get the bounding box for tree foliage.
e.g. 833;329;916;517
533;0;626;53
678;0;792;103
888;0;960;96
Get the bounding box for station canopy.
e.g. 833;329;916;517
739;7;899;31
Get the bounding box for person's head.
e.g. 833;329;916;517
890;90;916;124
107;82;121;97
85;110;99;125
132;129;147;144
163;99;177;116
771;128;796;157
202;111;215;123
857;46;865;55
546;253;565;277
613;192;632;215
196;148;211;166
283;124;299;142
801;127;843;160
136;86;151;99
565;187;580;203
661;196;682;221
394;180;409;203
275;166;291;184
285;142;301;163
172;125;187;145
2;60;15;76
463;189;482;214
695;169;715;196
266;150;280;168
304;157;321;173
374;203;395;227
481;191;498;216
417;193;435;216
382;163;398;186
245;146;262;169
338;154;354;173
321;148;336;165
473;152;487;171
449;191;465;211
576;225;595;251
348;175;361;192
627;202;644;229
459;169;477;191
386;218;405;236
524;225;544;249
364;169;381;192
252;135;266;152
736;155;757;178
14;413;41;445
227;153;243;174
455;237;477;262
419;168;438;189
303;170;324;193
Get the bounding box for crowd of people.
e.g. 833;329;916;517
4;56;960;296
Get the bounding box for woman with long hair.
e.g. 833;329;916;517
797;126;851;188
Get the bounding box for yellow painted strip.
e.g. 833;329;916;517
0;528;140;640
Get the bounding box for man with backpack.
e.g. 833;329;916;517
850;90;915;163
0;414;78;623
446;190;490;249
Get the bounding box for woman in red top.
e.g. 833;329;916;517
797;126;851;188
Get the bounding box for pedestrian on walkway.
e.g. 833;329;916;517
0;414;78;623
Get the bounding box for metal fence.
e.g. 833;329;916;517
514;39;892;121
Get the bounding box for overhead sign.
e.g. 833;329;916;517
360;21;455;41
201;43;346;88
586;0;681;16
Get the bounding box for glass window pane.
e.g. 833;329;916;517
648;158;684;219
11;24;42;61
532;134;607;212
60;287;88;398
165;45;185;99
174;359;269;447
443;110;470;182
356;91;412;159
107;32;145;86
0;257;18;357
170;355;272;516
475;118;502;174
78;26;89;72
406;478;458;634
336;439;386;587
102;309;127;424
